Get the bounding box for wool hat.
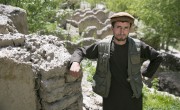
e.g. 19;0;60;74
110;12;135;24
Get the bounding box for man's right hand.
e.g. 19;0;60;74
69;62;81;78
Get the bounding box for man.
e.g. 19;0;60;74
69;12;163;110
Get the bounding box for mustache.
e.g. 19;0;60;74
116;34;126;36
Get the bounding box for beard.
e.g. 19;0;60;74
114;34;128;41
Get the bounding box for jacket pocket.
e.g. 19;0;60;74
92;74;106;96
130;54;140;64
130;54;141;74
130;73;143;98
98;52;109;72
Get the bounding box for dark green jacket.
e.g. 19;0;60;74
93;36;142;98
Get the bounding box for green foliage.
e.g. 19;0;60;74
71;35;82;43
139;27;162;50
128;0;180;50
143;85;180;110
104;0;130;12
151;78;159;90
86;0;180;50
82;59;96;82
0;0;72;33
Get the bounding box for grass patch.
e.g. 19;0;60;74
143;85;180;110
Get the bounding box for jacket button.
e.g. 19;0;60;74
127;78;130;82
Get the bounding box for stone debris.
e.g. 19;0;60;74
82;73;103;110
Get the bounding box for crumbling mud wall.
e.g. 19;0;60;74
0;33;83;110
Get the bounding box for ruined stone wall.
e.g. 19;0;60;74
0;33;83;110
66;8;113;39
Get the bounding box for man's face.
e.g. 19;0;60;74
112;21;131;41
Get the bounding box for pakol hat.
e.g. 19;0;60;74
110;12;134;24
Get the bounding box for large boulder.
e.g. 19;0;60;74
0;4;28;34
158;72;180;96
161;52;180;71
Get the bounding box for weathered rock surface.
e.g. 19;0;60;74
78;15;105;35
0;4;28;34
0;58;39;110
62;37;99;54
81;26;97;38
0;33;83;110
161;52;180;71
158;72;180;97
0;14;18;34
0;33;25;47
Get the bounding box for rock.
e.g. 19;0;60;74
42;94;82;110
0;33;25;47
0;14;18;34
0;4;28;34
71;12;82;22
67;19;78;27
158;72;180;97
161;52;180;71
62;37;98;54
81;26;97;38
0;58;39;110
0;33;83;110
94;10;109;23
78;15;104;35
97;24;112;39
